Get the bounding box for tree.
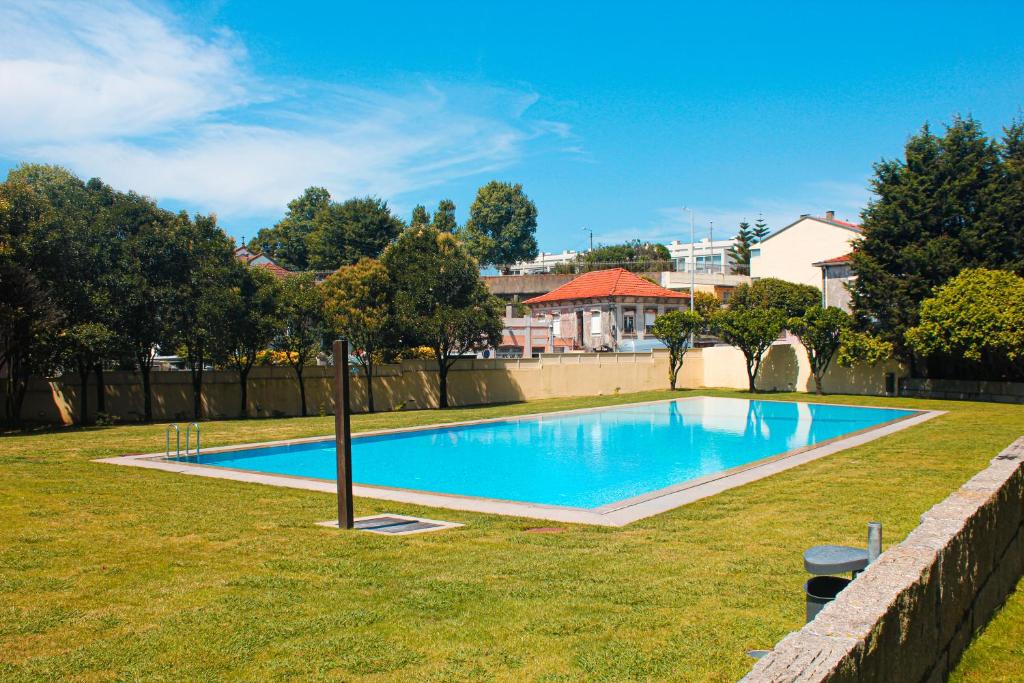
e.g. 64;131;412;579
651;310;704;390
727;221;756;266
461;181;538;270
382;226;503;408
432;199;458;232
306;196;404;270
692;291;721;329
104;191;181;422
277;272;326;417
729;278;821;320
713;308;786;392
166;212;236;420
752;215;770;243
788;306;852;395
905;269;1024;380
322;258;396;413
220;265;283;417
849;116;1024;369
577;241;672;272
410;204;430;228
252;186;331;270
0;177;64;427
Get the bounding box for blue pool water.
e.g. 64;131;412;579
179;397;915;509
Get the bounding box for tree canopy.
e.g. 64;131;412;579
905;268;1024;380
432;199;458;232
849;116;1024;366
728;278;820;320
788;305;852;395
573;240;672;273
461;181;538;270
651;310;704;390
252;186;330;270
382;226;502;408
306;196;405;270
322;258;396;413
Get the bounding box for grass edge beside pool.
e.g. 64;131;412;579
1;388;1021;681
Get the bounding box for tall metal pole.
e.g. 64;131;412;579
333;339;353;529
687;207;695;313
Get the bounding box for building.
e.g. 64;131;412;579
813;253;855;312
505;250;580;275
666;237;742;274
234;244;292;278
522;268;690;352
750;211;862;288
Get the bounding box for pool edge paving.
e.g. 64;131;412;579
95;398;945;527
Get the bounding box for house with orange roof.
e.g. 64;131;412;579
234;243;292;279
750;211;862;288
521;268;690;352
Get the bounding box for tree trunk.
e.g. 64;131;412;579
437;357;449;409
78;361;90;426
813;372;824;395
94;363;106;415
295;364;307;417
365;357;375;413
239;366;250;418
746;361;757;393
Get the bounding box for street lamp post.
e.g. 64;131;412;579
582;226;593;252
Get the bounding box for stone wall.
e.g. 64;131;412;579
742;436;1024;682
900;378;1024;405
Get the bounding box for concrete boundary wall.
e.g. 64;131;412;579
15;344;905;425
742;436;1024;682
900;377;1024;405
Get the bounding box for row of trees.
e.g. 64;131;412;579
1;165;512;427
849;116;1024;380
652;279;887;394
253;180;540;273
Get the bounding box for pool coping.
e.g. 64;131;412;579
96;397;945;527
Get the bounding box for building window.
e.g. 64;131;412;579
590;310;601;335
750;248;761;258
622;311;635;334
644;309;657;333
551;313;561;337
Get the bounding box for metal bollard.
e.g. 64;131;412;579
867;521;882;563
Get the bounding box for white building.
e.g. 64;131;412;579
666;237;742;274
506;250;580;275
750;212;862;288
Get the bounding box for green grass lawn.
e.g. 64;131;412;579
1;389;1022;681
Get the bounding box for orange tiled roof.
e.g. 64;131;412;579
254;261;292;278
813;253;853;266
523;268;688;305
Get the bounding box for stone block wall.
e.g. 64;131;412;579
742;437;1024;682
900;378;1024;405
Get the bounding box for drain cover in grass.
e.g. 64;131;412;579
316;514;462;535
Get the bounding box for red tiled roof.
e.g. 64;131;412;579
816;216;862;230
813;253;854;268
523;268;688;305
254;261;292;278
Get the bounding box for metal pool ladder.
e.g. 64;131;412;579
165;423;201;457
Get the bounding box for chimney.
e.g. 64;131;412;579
825;210;835;221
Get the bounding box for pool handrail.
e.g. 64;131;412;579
165;424;180;457
185;422;201;457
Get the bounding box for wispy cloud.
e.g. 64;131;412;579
0;0;568;220
594;180;872;245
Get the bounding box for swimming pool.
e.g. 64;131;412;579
167;397;918;510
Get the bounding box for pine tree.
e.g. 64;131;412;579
752;214;769;243
726;221;755;265
410;204;430;228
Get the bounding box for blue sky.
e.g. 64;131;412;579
2;1;1023;252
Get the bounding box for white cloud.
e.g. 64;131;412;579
0;1;567;219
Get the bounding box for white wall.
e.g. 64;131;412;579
751;217;860;288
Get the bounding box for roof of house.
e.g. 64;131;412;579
523;267;688;305
253;261;293;278
758;215;862;244
812;253;853;267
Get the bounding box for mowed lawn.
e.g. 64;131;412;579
1;389;1022;682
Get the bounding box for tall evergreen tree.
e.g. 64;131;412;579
461;181;538;271
252;186;331;269
848;116;1013;366
306;196;404;270
410;204;430;228
727;221;755;265
432;199;458;232
752;215;770;242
